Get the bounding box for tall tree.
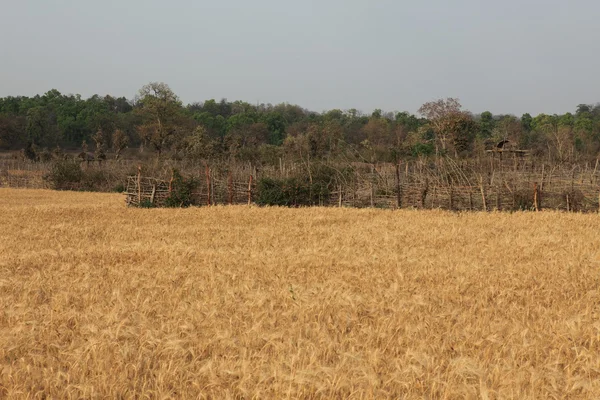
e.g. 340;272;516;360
135;82;183;156
26;106;60;147
521;113;533;132
478;111;495;138
418;98;473;156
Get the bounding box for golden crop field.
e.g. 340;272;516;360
1;188;600;399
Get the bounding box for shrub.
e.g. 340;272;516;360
256;177;300;206
512;188;534;211
256;173;333;207
411;143;435;157
562;189;584;211
256;164;340;207
38;148;53;163
81;169;112;192
44;159;83;190
165;169;198;208
139;199;156;208
23;141;37;161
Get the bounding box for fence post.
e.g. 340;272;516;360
449;185;454;211
228;171;233;205
137;165;142;205
205;164;211;206
338;185;342;207
495;186;501;211
248;175;253;206
533;182;539;212
469;191;473;211
150;184;156;205
395;162;402;208
421;179;429;209
479;177;487;211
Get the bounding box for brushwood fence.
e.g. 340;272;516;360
0;159;49;189
2;155;600;211
125;160;600;212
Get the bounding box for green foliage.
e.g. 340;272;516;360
256;177;311;207
165;169;198;208
183;126;216;160
521;113;533;132
139;199;156;208
3;86;600;164
256;165;336;207
478;111;495;138
411;142;435;157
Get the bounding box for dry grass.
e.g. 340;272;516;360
1;189;600;399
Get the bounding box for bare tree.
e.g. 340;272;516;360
418;98;474;157
112;129;128;160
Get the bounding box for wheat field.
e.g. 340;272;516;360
1;188;599;399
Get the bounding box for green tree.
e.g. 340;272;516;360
26;106;60;147
135;82;184;157
478;111;495;138
521;113;533;132
183;125;216;161
395;112;421;132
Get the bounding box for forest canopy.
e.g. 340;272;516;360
1;83;599;164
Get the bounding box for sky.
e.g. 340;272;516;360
1;0;599;116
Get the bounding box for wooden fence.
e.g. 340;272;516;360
2;156;600;212
125;162;600;212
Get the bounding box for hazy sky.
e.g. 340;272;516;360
1;0;599;116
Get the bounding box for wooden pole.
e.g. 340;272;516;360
479;177;487;211
247;175;253;205
205;164;211;206
137;165;142;206
395;162;402;208
495;187;501;211
449;185;454;211
338;185;342;207
533;182;539;212
421;179;429;209
150;184;156;205
211;174;215;206
370;182;374;208
566;193;570;212
227;171;233;205
469;191;473;211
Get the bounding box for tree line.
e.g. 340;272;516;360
1;82;600;165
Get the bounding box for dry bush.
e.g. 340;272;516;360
1;189;600;398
